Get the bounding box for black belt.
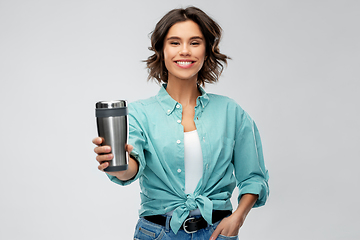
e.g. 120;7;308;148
144;210;232;234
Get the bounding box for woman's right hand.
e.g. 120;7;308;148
92;137;114;172
92;137;137;180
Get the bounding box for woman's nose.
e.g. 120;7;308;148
179;46;191;56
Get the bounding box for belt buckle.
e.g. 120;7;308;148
183;217;197;234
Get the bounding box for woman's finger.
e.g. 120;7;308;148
98;161;109;171
92;137;103;146
126;144;134;153
96;153;114;163
94;145;111;154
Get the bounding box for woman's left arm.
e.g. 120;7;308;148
210;108;269;239
209;194;258;239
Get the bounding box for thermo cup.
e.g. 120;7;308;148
95;100;129;172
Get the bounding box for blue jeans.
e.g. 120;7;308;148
133;215;239;240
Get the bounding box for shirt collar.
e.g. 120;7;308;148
156;84;210;115
197;84;210;109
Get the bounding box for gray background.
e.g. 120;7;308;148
1;0;359;239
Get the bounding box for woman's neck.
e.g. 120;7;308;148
166;78;201;107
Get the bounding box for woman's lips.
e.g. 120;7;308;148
175;60;195;69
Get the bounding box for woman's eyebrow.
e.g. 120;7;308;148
166;36;204;41
190;36;203;40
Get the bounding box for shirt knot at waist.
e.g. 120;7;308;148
184;194;197;210
170;194;213;234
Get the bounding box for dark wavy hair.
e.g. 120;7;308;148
145;6;230;86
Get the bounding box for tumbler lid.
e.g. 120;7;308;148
96;100;127;109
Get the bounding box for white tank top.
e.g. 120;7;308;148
167;130;203;216
184;130;203;195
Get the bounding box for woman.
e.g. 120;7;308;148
93;6;269;240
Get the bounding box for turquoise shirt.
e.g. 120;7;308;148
108;84;269;234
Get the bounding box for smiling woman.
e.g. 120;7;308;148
163;20;206;84
93;6;269;240
145;7;229;86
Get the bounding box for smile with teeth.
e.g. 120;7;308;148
176;61;194;65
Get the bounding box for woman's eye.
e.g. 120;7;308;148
170;42;180;45
191;42;200;45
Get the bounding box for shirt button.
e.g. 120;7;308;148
176;105;180;108
177;140;181;144
177;120;181;123
177;169;182;173
167;109;170;113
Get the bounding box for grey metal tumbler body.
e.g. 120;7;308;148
95;100;129;172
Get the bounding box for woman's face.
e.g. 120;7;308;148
163;20;206;83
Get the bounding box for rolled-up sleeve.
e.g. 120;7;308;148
233;111;269;207
107;103;146;186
